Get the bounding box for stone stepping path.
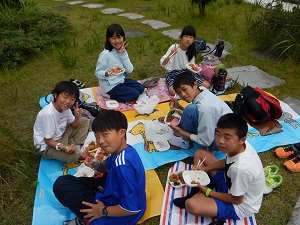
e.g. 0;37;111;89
161;29;181;40
119;13;144;20
101;8;124;14
54;0;299;112
66;1;86;5
227;65;285;89
82;4;104;9
125;29;146;37
141;20;170;29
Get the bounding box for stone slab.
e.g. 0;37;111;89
141;20;170;29
125;29;146;38
161;29;181;40
101;8;124;14
227;65;285;89
119;13;144;20
82;4;105;9
283;97;300;115
66;1;86;5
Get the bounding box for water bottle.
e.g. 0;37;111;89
214;41;224;57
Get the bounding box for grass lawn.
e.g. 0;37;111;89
0;0;299;224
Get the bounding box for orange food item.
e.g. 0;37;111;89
189;64;200;72
191;180;197;184
108;66;123;75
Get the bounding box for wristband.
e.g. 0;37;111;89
92;158;100;169
205;188;212;197
56;143;62;151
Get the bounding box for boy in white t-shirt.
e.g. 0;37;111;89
33;81;89;163
173;113;265;223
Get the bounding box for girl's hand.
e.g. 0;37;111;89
73;102;83;117
168;44;180;59
118;41;129;53
105;70;114;77
80;199;104;222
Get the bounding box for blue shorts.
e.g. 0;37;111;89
211;170;240;220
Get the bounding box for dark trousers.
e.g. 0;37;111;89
108;78;144;102
53;175;106;219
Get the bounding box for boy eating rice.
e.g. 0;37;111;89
173;113;265;224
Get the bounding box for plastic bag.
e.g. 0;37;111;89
134;94;159;114
145;120;174;142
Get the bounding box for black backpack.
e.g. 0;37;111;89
234;86;283;125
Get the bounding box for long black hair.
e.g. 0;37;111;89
180;26;196;61
105;24;126;51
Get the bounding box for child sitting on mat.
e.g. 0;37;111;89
160;25;210;95
53;110;146;225
95;23;144;103
168;72;232;150
33;81;89;163
173;113;265;224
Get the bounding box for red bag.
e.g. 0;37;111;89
234;86;283;125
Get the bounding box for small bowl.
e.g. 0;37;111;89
182;170;210;187
106;100;119;109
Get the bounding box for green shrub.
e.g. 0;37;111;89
0;2;72;69
248;4;300;61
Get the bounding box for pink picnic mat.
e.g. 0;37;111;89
92;78;173;111
160;161;257;225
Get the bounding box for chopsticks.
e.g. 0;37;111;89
193;157;206;180
168;44;180;59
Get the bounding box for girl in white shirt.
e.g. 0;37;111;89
160;26;210;95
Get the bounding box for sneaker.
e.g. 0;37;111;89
264;165;279;177
284;154;300;172
263;174;283;194
275;145;299;159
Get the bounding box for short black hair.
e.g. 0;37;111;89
173;71;196;91
52;81;79;102
105;24;125;51
92;110;128;133
217;113;248;139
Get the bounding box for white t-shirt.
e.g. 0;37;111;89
160;44;195;72
33;102;75;151
226;142;265;218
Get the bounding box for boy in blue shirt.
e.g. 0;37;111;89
168;72;232;150
53;110;146;225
